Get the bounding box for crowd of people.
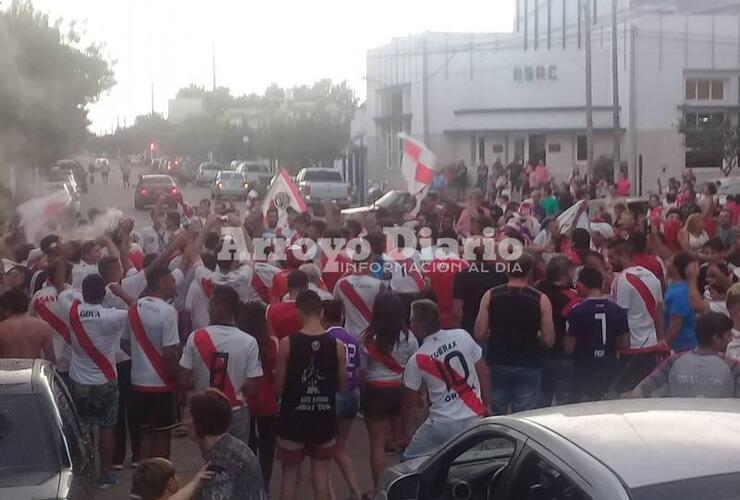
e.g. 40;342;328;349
1;163;740;500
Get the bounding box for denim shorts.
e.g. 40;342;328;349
336;388;359;419
70;380;119;428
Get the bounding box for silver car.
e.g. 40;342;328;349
0;359;94;499
379;399;740;500
211;171;249;200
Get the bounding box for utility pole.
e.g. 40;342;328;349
611;0;621;183
212;44;216;93
585;0;594;176
150;83;154;115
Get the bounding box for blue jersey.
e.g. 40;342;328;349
566;298;629;373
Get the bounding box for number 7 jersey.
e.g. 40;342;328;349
403;329;484;420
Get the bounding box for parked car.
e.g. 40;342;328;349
295;167;352;210
0;359;95;500
378;398;740;500
93;157;109;171
341;190;415;220
55;159;87;193
134;174;180;210
211;171;249;200
196;162;226;186
236;162;273;193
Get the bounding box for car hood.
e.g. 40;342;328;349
340;204;374;216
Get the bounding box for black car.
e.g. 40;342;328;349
134;174;180;210
0;359;95;499
55;160;88;194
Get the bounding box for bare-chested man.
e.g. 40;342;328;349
0;288;56;361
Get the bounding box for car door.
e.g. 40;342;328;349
493;441;594;500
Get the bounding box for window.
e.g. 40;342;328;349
686;79;724;100
548;143;561;153
509;452;591;500
683;112;725;128
576;135;587;161
478;137;485;162
492;144;504;154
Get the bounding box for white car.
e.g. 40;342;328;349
196;162;226;186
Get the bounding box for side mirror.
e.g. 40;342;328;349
386;474;420;500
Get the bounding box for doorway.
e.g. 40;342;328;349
528;134;546;165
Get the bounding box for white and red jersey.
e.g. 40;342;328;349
333;274;383;338
68;302;129;385
185;264;213;332
121;268;184;302
179;325;263;408
250;261;280;303
363;333;418;387
30;285;73;371
126;296;180;392
384;251;425;294
610;265;663;352
403;329;484;420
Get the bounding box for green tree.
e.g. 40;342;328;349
0;0;115;168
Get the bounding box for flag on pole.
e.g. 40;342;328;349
399;133;436;216
262;168;308;231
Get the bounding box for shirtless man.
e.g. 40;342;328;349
0;288;56;361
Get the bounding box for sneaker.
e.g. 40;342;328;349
112;464;124;471
97;473;120;490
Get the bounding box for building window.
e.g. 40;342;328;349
684;112;725;128
686;79;724;100
548;143;562;153
576;135;587;161
478;137;485;162
492;144;504;154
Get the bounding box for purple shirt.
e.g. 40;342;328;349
327;326;360;391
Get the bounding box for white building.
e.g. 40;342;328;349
355;0;740;194
167;97;204;123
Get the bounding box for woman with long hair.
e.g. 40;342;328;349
678;213;709;254
360;292;419;491
237;300;278;492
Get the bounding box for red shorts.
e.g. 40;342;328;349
277;438;336;465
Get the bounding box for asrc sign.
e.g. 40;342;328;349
513;65;558;82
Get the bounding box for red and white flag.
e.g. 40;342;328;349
17;188;72;242
399;133;436;215
262;168;307;231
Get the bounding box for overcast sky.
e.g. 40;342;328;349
32;0;515;133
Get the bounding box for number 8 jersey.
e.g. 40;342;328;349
403;329;484;420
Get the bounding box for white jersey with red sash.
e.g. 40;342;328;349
385;251;425;294
611;265;664;353
403;329;484;419
363;333;419;387
333;274;383;338
179;325;263;409
185;264;213;332
30;285;73;371
212;264;264;303
127;297;179;392
250;261;280;303
68;301;128;385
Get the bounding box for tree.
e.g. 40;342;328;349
679;116;739;176
0;0;115;168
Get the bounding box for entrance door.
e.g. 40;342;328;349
513;137;526;164
528;134;546;165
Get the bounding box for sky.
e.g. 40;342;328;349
32;0;515;134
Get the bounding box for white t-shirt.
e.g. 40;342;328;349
139;226;168;255
71;262;99;289
212;265;257;303
385;251;424;294
125;296;180;390
610;266;663;350
363;332;418;385
185;264;213;332
179;325;263;408
403;329;484;421
333;274;383;337
68;303;129;385
121;268;184;301
30;285;73;371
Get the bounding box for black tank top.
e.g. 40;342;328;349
278;332;338;444
487;285;542;367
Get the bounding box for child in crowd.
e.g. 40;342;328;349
132;458;212;500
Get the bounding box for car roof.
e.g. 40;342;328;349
505;399;740;489
140;174;175;183
0;359;49;394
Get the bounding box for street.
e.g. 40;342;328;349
82;168;384;499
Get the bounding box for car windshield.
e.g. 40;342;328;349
374;191;407;208
631;473;740;500
220;172;243;180
303;170;343;182
0;393;58;485
142;177;174;186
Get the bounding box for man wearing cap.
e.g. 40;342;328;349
29;234;64;296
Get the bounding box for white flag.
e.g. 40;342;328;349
399;133;436;195
262;168;308;230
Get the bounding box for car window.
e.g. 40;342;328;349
303;170;343;182
0;393;58;483
219;172;242;179
143;178;175;186
508;451;590;500
453;437;516;464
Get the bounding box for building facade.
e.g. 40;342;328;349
354;0;740;195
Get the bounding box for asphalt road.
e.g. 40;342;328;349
81;169;387;499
